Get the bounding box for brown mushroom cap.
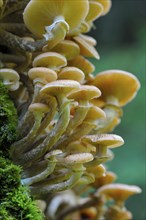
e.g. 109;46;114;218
28;67;57;85
68;85;101;101
40;80;80;97
97;183;142;201
32;52;67;70
90;70;141;106
82;134;124;149
58;67;85;83
84;106;106;121
73;35;100;59
23;0;89;38
0;68;20;91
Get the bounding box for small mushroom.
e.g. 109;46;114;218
0;68;20;91
23;0;89;48
82;134;124;158
91;0;112;15
58;66;85;83
44;40;80;61
97;183;142;205
85;1;103;22
66;85;101;133
79;34;97;46
90;70;140;107
68;55;95;82
73;35;100;59
32;52;67;70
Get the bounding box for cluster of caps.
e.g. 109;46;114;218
0;0;141;220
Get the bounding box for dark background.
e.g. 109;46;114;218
90;0;145;219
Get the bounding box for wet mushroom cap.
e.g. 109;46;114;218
90;70;141;106
28;67;57;84
68;85;101;100
82;134;124;148
32;52;67;69
58;67;85;83
0;68;20;91
23;0;89;38
97;183;142;201
40;80;80;97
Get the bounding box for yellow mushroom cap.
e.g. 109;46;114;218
64;153;93;164
28;103;49;114
73;35;100;59
90;70;141;106
32;52;67;70
0;68;20;91
79;34;97;46
23;0;89;38
86;1;103;22
28;67;57;85
91;0;112;15
68;55;95;76
46;40;80;60
68;85;101;101
97;183;142;201
85;106;106;121
82;134;124;149
58;67;85;83
40;80;80;97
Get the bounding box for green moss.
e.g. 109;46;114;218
0;81;18;152
0;153;44;220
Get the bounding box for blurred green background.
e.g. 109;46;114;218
90;0;145;219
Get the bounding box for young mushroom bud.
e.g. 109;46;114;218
0;68;20;91
23;0;89;48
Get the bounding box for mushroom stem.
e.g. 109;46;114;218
43;15;69;48
30;166;84;197
54;121;96;150
21;157;56;186
0;28;47;53
15;96;71;166
65;100;90;135
93;105;122;134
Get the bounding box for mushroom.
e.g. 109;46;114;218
55;105;106;150
79;34;97;46
81;134;124;158
90;70;140;107
68;55;95;82
93;171;117;188
66;85;101;134
73;35;100;59
16;80;80;166
0;68;20;91
11;103;49;157
58;67;85;83
97;183;142;206
92;0;112;16
32;52;67;71
44;40;80;61
23;0;89;48
85;1;103;23
90;70;140;133
104;205;133;220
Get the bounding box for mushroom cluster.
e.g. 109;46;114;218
0;0;141;220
